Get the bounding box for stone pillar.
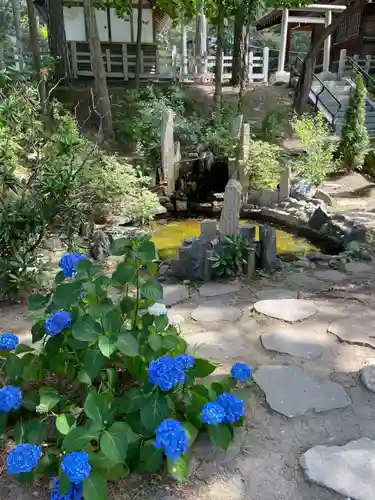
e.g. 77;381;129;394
181;18;188;81
277;9;289;72
195;0;207;77
259;224;277;270
238;123;250;200
323;10;332;72
219;179;242;240
338;48;347;78
200;219;217;243
161;109;175;196
231;114;243;138
204;249;214;281
262;47;269;84
240;225;256;243
245;249;256;281
278;165;291;200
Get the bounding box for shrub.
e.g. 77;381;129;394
244;139;282;190
0;237;249;499
210;234;253;277
291;113;338;185
0;81;160;298
261;103;292;144
337;73;369;171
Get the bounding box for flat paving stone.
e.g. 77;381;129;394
314;269;347;282
256;288;298;300
161;284;189;307
253;365;350;417
284;272;324;289
261;326;324;359
253;299;317;323
199;282;241;297
346;262;373;274
328;315;375;349
360;364;375;392
191;301;242;323
300;438;375;500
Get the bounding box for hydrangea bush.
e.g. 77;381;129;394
0;236;251;500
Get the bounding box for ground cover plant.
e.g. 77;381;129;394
0;236;250;500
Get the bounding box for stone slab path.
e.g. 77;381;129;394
253;298;317;323
261;325;324;359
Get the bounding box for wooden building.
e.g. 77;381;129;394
34;0;172;80
256;0;375;74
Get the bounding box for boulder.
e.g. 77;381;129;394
291;180;316;201
313;189;332;206
308;206;330;231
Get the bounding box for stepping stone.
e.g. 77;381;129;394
253;365;350;417
161;284;189;307
199;282;241;297
360;364;375;392
300;438;375;500
261;326;324;359
314;269;346;282
285;272;323;289
185;327;249;359
191;301;242;323
256;288;297;300
253;299;317;323
328;315;375;349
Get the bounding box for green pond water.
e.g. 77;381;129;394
151;219;319;260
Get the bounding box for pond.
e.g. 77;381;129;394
151;219;319;260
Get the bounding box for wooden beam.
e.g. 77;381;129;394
293;5;346;12
288;16;325;24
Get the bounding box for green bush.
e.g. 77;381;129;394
244;139;282;190
0;80;160;298
0;237;248;499
210;234;253;276
291;113;338;185
261;103;292;144
337;73;369;171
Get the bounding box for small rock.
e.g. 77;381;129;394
308;206;330;231
161;284;189;306
328;258;347;271
294;257;311;269
291;180;316;200
344;224;367;245
306;252;332;262
361;250;372;261
182;279;190;285
361;364;375;392
345;240;361;253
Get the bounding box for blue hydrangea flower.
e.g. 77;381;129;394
201;402;225;425
175;354;195;371
44;312;72;336
0;333;19;350
0;386;22;412
148;354;186;391
230;363;252;382
59;253;85;278
6;444;42;474
61;451;91;484
154;419;187;460
216;393;245;423
50;477;83;500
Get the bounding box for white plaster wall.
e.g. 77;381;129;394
132;8;154;43
63;6;109;42
110;8;132;42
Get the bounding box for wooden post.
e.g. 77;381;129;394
221;54;224;82
105;48;111;74
122;43;128;80
338;48;347;77
248;50;254;83
70;42;78;78
262;47;269;83
140;49;144;75
365;54;371;73
155;48;160;75
353;54;359;64
172;45;177;78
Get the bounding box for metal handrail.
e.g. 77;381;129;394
346;56;375;98
293;56;342;124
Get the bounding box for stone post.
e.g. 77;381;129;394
323;10;332;72
278;165;291;200
259;224;277;270
240;224;256;243
262;46;269;84
219;179;242;240
245;249;256;281
277;9;289;72
200;219;217;243
204;249;214;281
238;123;250;199
161;109;175;196
231;114;243;138
338;49;346;77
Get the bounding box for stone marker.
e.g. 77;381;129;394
300;438;375;500
239;224;256;243
245;249;256;281
308;206;330;231
329;315;375;349
254;365;350;417
199;282;241;297
191;301;242;322
219;179;242;240
278;166;291;200
259;224;277;270
200;219;217;243
203;249;214;281
254;299;317;322
231;114;243;138
161;109;175;196
161;284;189;307
261;326;324;359
360;364;375;392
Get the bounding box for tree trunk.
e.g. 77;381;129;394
238;25;249;113
9;0;23;69
26;0;41;76
213;1;225;114
294;0;364;113
135;0;142;89
195;0;207;76
46;0;71;80
231;6;244;86
83;0;113;140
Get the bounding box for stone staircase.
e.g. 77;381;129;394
310;75;375;138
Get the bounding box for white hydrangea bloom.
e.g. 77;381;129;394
148;303;168;316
